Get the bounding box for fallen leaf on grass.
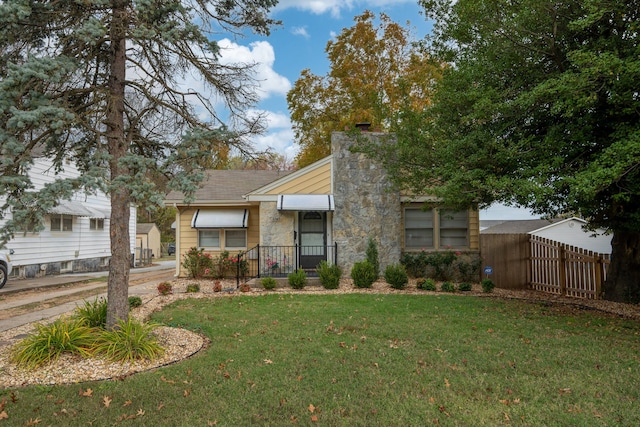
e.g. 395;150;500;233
184;389;191;397
123;400;132;407
160;376;175;384
308;404;315;413
80;388;93;397
157;403;165;410
263;359;273;364
103;396;112;408
137;409;145;416
0;411;8;420
559;388;572;395
24;418;41;426
444;378;450;388
311;415;318;422
9;393;17;404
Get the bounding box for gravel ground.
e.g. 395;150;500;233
1;277;638;389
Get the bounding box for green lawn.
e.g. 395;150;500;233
2;293;639;426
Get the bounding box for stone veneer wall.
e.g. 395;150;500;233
331;132;402;276
259;201;294;247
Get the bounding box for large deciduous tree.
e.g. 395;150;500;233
287;10;442;167
0;0;279;327
363;0;640;302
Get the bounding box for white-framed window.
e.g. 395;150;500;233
404;208;469;250
198;229;247;250
404;208;434;249
51;214;73;232
90;218;105;230
225;229;247;249
198;229;220;248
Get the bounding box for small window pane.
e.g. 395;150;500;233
439;210;468;248
62;215;73;231
404;208;434;249
199;230;220;248
225;230;246;248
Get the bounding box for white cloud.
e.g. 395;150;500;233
275;0;414;17
217;39;291;101
291;26;310;38
246;110;297;157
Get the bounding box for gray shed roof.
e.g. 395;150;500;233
481;219;562;234
165;170;291;205
136;223;157;234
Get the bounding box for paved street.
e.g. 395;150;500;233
0;260;176;332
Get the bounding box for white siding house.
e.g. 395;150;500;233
1;157;137;278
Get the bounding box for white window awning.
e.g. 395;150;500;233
277;194;335;211
49;200;94;217
191;209;249;229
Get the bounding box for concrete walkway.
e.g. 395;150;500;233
0;261;176;333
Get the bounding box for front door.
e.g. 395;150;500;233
299;211;326;270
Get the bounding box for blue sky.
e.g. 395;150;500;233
215;0;430;159
211;0;538;220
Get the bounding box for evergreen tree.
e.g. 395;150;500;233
0;0;279;326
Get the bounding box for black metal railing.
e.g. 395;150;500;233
236;243;338;285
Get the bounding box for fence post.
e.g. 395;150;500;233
595;255;603;300
559;244;567;296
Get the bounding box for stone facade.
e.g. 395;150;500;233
259;202;295;247
331;132;402;275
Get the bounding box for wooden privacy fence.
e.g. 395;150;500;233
530;235;610;299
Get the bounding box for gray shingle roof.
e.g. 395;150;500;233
165;170;290;204
136;223;156;234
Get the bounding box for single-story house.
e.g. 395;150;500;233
136;223;162;260
482;217;612;254
165;131;480;278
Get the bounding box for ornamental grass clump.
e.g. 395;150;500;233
73;297;107;328
11;317;96;369
94;317;164;362
317;261;342;289
384;263;408;290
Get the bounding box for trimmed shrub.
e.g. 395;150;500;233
351;261;377;288
261;276;277;290
317;261;342;290
458;282;473;292
186;283;200;293
384;263;408;290
94;317;164;362
366;237;380;278
481;278;496;293
128;296;143;309
416;278;436;291
74;297;107;328
157;282;173;295
440;282;456;292
288;270;307;289
11;317;96;368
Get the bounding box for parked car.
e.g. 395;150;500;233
0;250;14;289
167;242;176;256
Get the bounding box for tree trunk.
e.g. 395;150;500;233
106;0;131;328
602;230;640;303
